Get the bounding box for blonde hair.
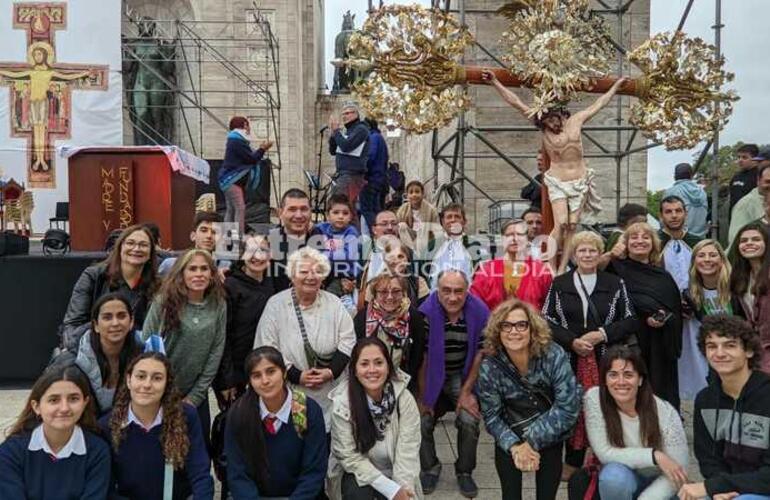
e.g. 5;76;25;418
483;298;552;358
569;230;604;256
688;239;732;310
286;246;331;279
623;222;662;265
367;272;407;298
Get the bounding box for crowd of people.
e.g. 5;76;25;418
1;109;770;500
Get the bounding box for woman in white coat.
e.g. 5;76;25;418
255;247;356;432
328;337;422;500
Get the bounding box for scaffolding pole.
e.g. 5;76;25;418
121;12;283;204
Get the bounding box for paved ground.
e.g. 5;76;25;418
0;387;701;499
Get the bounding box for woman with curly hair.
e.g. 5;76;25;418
607;222;683;410
99;352;214;499
680;240;737;400
225;346;327;498
142;248;227;447
0;365;111;499
477;298;581;500
60;224;159;350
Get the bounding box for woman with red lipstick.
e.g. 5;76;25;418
142;248;227;450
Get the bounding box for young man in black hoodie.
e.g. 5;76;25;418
678;314;770;500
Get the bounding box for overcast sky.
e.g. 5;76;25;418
324;1;768;190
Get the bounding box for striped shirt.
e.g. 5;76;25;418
442;318;483;375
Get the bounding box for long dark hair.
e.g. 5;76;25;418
227;347;287;490
728;222;770;296
102;224;159;297
109;353;190;469
347;337;397;454
598;346;662;449
7;364;98;437
159;249;225;336
89;293;142;390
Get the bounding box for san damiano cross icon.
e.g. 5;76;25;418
0;3;108;188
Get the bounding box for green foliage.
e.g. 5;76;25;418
693;141;769;185
647;189;664;218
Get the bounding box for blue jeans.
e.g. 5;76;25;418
599;463;658;499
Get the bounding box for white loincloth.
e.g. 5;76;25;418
544;168;602;224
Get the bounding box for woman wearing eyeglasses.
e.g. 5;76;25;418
542;230;636;478
471;219;553;311
354;272;427;394
61;224;160;351
477;298;581;500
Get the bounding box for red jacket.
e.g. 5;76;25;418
470;257;553;312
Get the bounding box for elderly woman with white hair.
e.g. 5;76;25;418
254;247;356;431
542;230;637;478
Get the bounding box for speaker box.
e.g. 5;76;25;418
0;231;29;256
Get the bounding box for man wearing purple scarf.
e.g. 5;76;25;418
417;269;490;498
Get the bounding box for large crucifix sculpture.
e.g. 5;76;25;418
0;3;108;188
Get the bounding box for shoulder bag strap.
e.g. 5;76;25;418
576;273;602;327
291;288;319;368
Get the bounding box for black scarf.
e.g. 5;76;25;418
609;258;683;358
367;381;396;441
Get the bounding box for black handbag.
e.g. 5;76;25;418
487;354;553;438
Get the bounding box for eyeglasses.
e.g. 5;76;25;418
123;240;151;250
375;288;404;298
375;221;398;227
500;320;530;333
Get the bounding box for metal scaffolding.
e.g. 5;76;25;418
121;3;283;202
414;0;724;233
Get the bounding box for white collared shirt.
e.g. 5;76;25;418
259;389;292;433
28;424;86;459
125;405;164;431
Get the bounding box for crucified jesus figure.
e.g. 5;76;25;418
482;70;627;265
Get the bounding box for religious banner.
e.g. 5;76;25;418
0;0;122;230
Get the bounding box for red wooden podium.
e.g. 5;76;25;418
65;146;209;251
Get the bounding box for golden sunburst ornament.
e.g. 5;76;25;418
499;0;615;117
628;31;739;150
343;5;473;133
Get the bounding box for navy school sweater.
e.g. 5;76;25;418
224;395;328;499
0;428;111;500
98;403;214;500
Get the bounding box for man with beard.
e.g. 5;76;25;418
482;70;627;253
658;195;702;292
